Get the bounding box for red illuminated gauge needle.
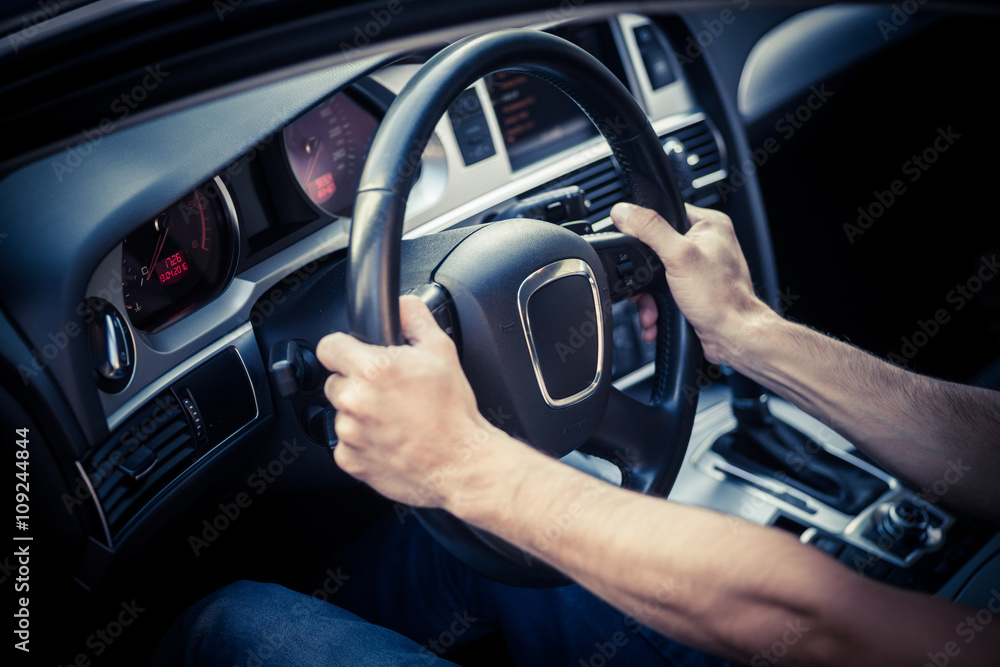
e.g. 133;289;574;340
146;218;171;285
303;136;322;186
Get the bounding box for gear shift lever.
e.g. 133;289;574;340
712;372;888;515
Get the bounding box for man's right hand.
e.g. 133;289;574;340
610;202;776;366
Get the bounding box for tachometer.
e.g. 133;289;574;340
121;177;238;331
283;91;378;217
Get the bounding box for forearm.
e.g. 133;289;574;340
447;433;988;666
611;202;999;521
722;306;1000;523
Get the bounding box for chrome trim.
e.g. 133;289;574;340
226;346;261;444
692;170;726;189
75;460;112;548
102;313;123;378
107;322;254;430
212;173;243;317
404;112;718;239
516;259;604;409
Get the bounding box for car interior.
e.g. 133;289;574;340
2;0;998;663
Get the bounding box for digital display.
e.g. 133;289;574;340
488;72;598;171
486;23;627;171
122;181;234;332
155;250;189;285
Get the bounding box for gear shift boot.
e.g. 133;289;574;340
712;399;889;515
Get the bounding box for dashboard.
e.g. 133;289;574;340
85;15;725;431
2;3;997;660
47;12;741;583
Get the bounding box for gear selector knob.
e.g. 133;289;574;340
875;498;931;546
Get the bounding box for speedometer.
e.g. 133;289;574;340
283;91;378;217
121;177;238;331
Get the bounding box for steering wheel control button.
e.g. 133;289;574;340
586;236;662;301
448;88;496;166
560;220;593;235
518;259;604;408
408;283;458;343
609;249;642;293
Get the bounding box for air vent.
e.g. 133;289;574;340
528;118;726;219
528;157;625;224
661;119;725;206
82;391;197;543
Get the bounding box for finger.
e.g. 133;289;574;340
635;293;658;343
316;331;377;375
683;202;710;225
333;411;363;452
332;421;366;476
324;372;351;409
610;202;686;260
399;294;451;350
636;292;658;329
683;203;732;235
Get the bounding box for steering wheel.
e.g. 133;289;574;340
348;29;702;586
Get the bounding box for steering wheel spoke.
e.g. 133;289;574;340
586;230;665;302
583;388;687;497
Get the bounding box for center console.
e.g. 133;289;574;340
672;382;997;596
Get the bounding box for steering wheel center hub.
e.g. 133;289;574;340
431;218;612;459
517;258;604;410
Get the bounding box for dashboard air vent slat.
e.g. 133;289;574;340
104;436;196;532
527;118;726;221
95;419;188;500
100;424;190;516
661;119;725;204
529;157;625;223
82;392;197;543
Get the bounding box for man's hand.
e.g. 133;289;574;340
611;202;775;365
613;203;1000;525
316;295;505;509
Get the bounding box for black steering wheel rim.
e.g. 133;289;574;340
348;29;702;586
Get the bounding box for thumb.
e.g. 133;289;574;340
398;294;448;348
611;202;685;261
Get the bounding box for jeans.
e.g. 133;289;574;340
153;515;735;666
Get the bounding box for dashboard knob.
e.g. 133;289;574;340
875;498;931;547
86;299;134;393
